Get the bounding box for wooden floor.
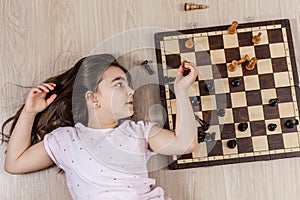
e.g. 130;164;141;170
1;0;300;199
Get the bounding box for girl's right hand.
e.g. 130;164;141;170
24;83;57;114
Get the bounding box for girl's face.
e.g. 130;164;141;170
96;66;134;120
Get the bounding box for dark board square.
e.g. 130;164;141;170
202;110;219;125
268;29;284;43
233;107;249;122
255;45;271;59
242;63;258;76
238;32;253;46
166;54;181;69
229;77;245;93
199;80;215;96
179;38;195;53
215;93;232;109
207;140;223;157
225;48;240;63
267;134;284;150
208;35;224;50
259;74;275;89
220;124;236;139
263;105;280;119
276;87;293;103
272;57;288;72
196;51;211;66
250;121;267;136
237;137;253;153
212;64;228;78
246;90;262;106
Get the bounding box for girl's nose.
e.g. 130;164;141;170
127;87;134;96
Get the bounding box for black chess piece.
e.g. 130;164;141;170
231;78;240;87
217;109;226;117
285;119;299;128
269;98;279;107
268;123;277;131
195;114;209;131
238;122;248;132
227;139;237;149
141;60;154;74
164;76;176;84
205;82;214;92
190;96;200;106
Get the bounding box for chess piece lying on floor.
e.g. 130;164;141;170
227;21;238;34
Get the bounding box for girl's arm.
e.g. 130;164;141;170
4;83;57;174
149;62;198;155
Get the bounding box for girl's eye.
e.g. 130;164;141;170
115;82;123;87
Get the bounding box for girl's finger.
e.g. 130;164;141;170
42;83;55;90
37;85;50;93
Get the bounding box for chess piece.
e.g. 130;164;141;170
182;60;191;76
205;82;214;92
185;37;194;49
245;57;257;70
268;123;277;131
184;3;209;11
217;109;226;117
238;55;251;64
227;21;238;34
231;78;240;87
227;139;237;149
269;98;279;107
164;76;176;84
285;119;299;129
141;60;154;74
238;122;248;132
195;114;209;131
252;32;262;44
228;60;239;72
191;96;200;106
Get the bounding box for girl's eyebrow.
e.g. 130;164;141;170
111;77;126;83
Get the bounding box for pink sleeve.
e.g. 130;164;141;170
43;128;71;171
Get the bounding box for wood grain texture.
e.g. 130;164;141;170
1;0;300;199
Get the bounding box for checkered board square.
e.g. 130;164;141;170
154;19;300;169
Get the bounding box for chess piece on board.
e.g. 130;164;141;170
231;78;240;87
217;109;226;117
238;122;248;132
252;32;262;44
245;57;258;70
268;123;277;131
286;119;299;128
185;37;194;49
238;55;251;64
182;60;191;76
184;3;209;11
269;98;279;107
227;21;238;34
227;139;237;149
228;60;239;72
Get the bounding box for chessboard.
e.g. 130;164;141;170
154;19;300;169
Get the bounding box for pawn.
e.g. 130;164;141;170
227;21;238;34
245;57;258;71
269;98;279;107
205;82;214;92
228;60;239;72
185;37;194;49
238;122;248;132
231;78;240;87
217;109;226;117
268;123;277;131
227;139;237;149
252;32;262;44
286;119;299;129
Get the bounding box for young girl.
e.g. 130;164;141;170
1;54;197;200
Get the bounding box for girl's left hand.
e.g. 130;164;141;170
174;61;197;92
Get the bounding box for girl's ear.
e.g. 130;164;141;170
85;91;100;108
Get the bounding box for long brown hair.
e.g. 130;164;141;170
1;54;129;145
